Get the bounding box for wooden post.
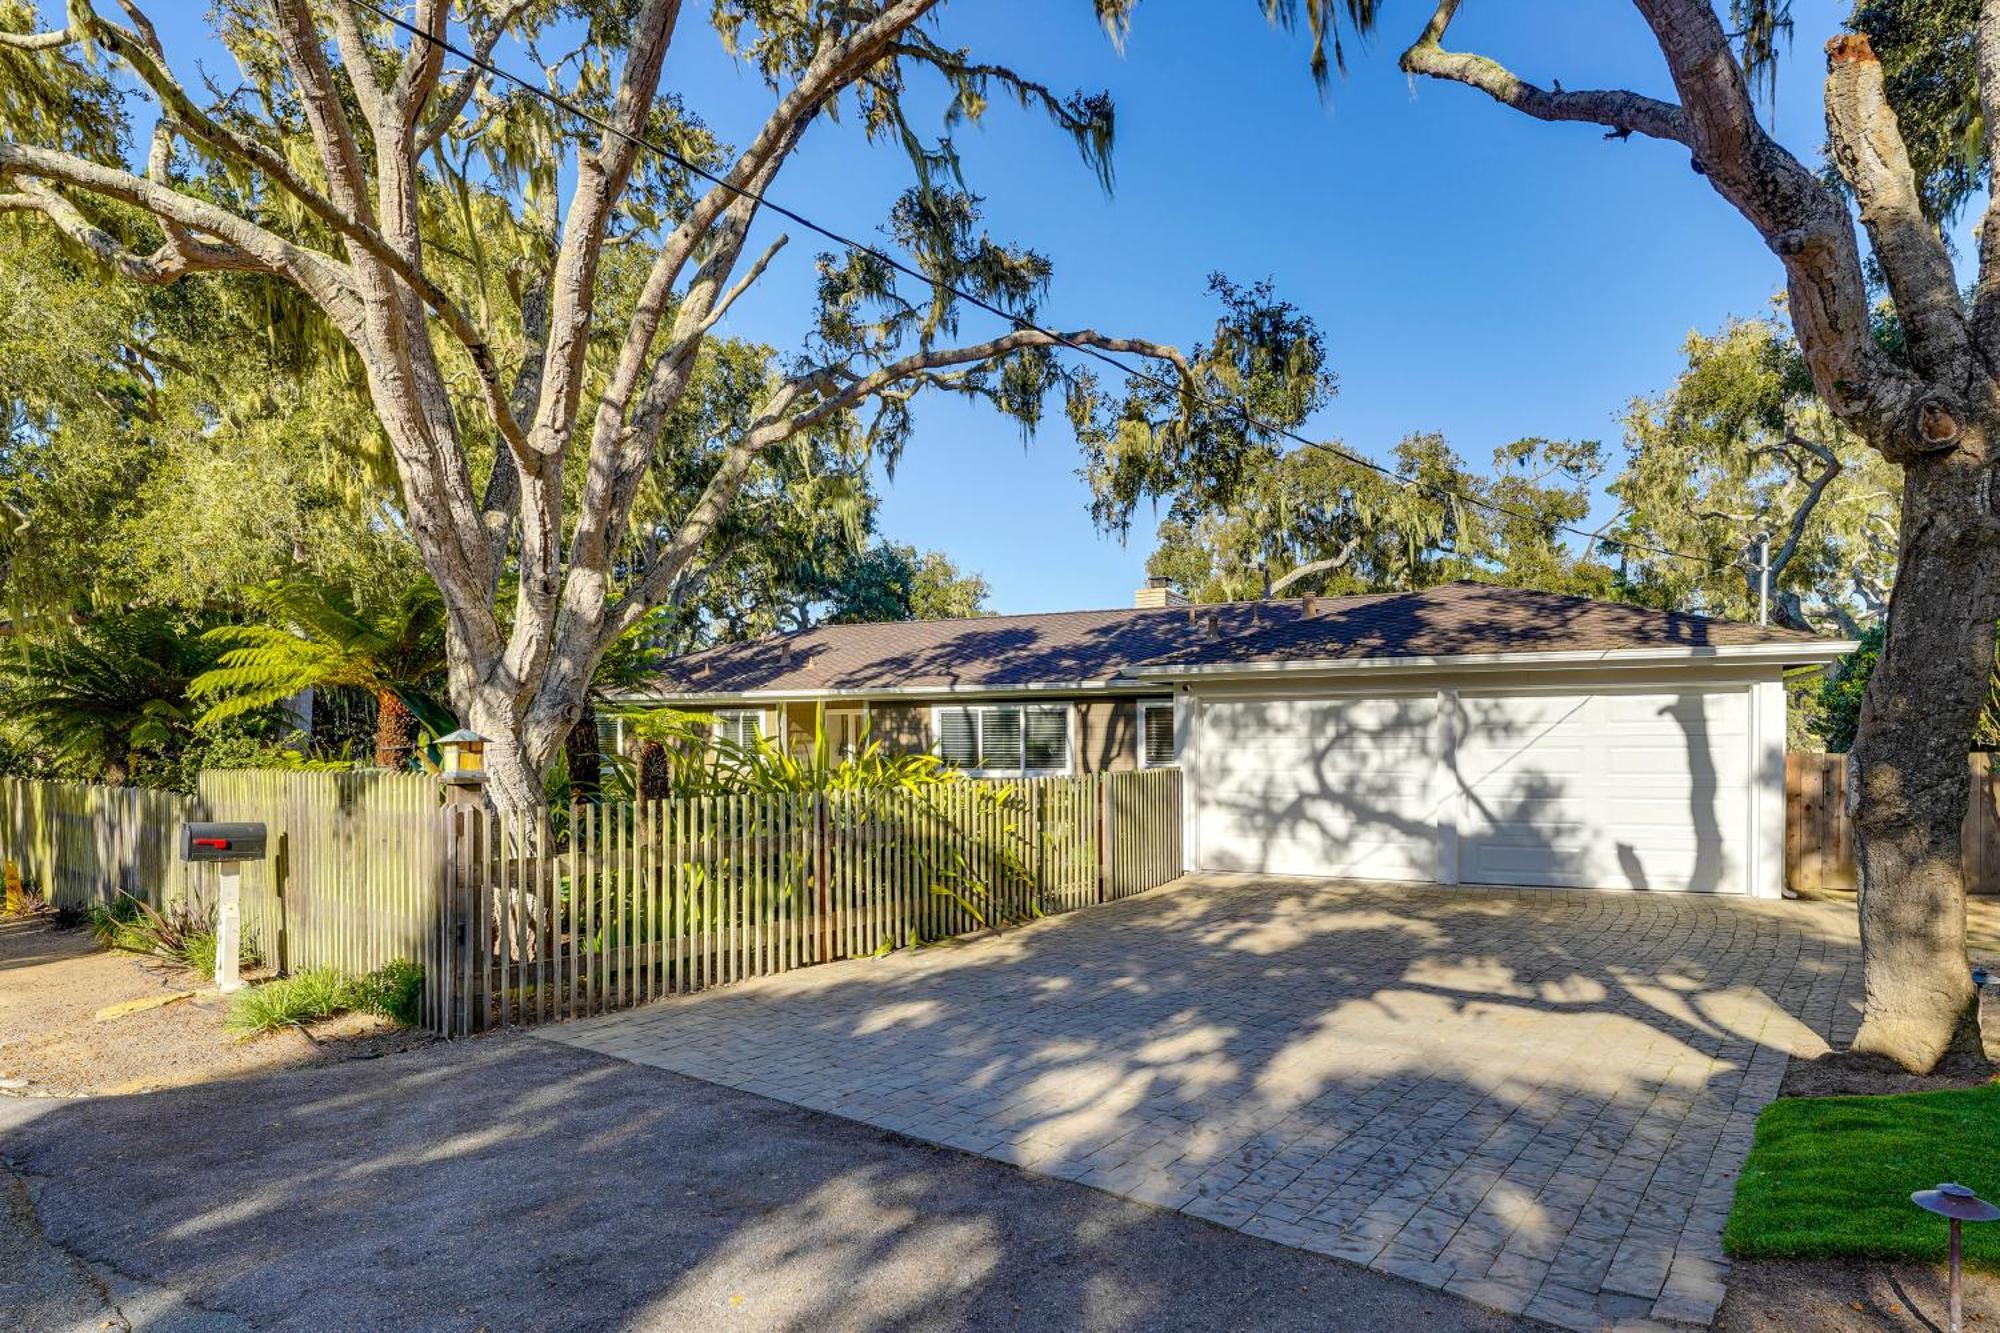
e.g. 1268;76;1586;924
214;862;245;994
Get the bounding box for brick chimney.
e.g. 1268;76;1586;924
1133;574;1189;609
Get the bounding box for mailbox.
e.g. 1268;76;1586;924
179;821;267;863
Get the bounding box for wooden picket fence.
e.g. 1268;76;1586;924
1786;752;2000;895
0;777;198;911
0;767;1184;1038
433;768;1185;1037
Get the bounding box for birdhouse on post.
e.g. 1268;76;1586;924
435;729;488;807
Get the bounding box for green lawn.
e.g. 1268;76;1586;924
1726;1083;2000;1271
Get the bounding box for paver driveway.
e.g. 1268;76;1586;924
539;873;1862;1332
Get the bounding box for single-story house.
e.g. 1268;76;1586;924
626;578;1854;899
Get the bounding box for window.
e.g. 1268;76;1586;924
1139;700;1176;768
933;704;1069;775
713;709;763;749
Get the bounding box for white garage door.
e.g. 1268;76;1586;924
1198;695;1440;881
1455;688;1749;892
1197;686;1751;893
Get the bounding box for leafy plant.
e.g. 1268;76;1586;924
226;967;353;1034
86;891;259;978
352;959;424;1027
225;960;424;1034
192;575;449;770
0;609;219;784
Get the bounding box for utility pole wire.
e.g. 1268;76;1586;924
348;0;1742;576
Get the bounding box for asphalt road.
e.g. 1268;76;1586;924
0;1035;1546;1332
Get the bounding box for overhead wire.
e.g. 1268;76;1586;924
351;0;1747;575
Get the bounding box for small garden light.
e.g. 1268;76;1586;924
435;728;488;786
1911;1183;2000;1333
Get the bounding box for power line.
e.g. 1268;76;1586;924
350;0;1740;575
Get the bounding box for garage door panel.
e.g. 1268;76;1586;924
1199;686;1751;894
1457;688;1748;893
1200;697;1437;881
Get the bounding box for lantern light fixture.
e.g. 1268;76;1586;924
435;728;488;785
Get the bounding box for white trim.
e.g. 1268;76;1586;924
1132;640;1857;682
1137;699;1178;769
929;702;1074;778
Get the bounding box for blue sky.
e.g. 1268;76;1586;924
130;1;1940;613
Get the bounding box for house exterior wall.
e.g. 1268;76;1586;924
867;702;932;754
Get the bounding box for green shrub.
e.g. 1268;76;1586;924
226;968;354;1034
353;959;424;1026
226;960;424;1035
179;929;262;982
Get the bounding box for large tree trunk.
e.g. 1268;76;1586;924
1846;448;2000;1068
373;688;414;770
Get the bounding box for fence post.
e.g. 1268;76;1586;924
1094;774;1108;905
814;792;831;963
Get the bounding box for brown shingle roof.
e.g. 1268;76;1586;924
635;582;1844;698
1139;580;1832;671
639;600;1314;696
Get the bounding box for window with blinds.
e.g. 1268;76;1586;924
1139;701;1176;768
931;704;1068;775
713;709;762;749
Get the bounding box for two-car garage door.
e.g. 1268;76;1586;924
1196;686;1753;893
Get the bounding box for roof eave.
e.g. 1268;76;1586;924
606;678;1160;707
1128;640;1860;681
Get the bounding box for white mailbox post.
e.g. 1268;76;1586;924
179;822;268;994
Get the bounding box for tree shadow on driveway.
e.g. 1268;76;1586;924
0;1036;1538;1333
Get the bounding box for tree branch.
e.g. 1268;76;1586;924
1970;0;2000;362
1268;539;1360;596
1824;33;1971;383
1399;0;1689;143
1401;0;1944;461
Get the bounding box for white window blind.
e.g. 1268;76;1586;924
714;710;761;749
936;707;978;766
932;704;1070;775
1140;702;1176;768
1024;707;1067;771
980;707;1024;771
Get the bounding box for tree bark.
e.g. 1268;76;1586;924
1846;447;2000;1068
565;696;602;803
637;740;670;801
373;688;414;770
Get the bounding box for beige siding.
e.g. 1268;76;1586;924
867;702;931;754
1078;698;1153;774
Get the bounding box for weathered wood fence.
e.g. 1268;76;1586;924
0;778;198;910
192;770;441;978
434;769;1186;1037
1;767;1184;1037
1786;752;2000;895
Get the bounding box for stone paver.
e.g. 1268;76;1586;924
538;873;1862;1331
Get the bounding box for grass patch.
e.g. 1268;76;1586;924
1726;1083;2000;1271
226;961;424;1035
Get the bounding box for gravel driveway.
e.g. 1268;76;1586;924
0;1036;1540;1332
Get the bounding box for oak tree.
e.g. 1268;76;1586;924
0;1;1267;814
1377;0;2000;1070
